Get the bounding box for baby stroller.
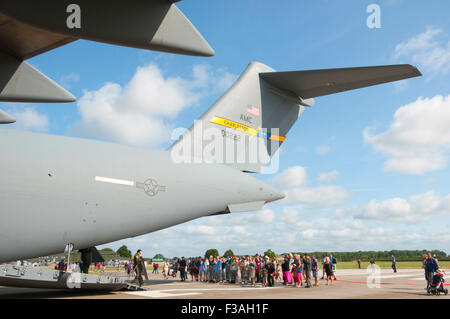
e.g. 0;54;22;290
169;266;177;278
427;271;448;296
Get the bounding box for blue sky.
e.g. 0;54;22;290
3;0;450;257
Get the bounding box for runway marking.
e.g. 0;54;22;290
124;286;284;298
336;280;418;286
124;286;281;298
377;274;423;279
336;280;394;286
332;270;424;277
411;277;427;281
125;291;201;298
333;273;423;279
160;287;283;292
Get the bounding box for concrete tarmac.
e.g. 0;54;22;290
0;268;448;299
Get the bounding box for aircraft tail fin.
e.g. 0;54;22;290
169;62;421;173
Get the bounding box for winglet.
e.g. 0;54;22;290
0;109;16;124
150;4;215;57
0;52;76;103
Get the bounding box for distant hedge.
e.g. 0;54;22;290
289;250;448;262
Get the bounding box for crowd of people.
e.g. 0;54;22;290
51;249;445;292
155;253;339;288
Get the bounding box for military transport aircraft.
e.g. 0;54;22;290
0;1;422;282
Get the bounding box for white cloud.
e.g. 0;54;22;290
317;170;340;183
231;226;246;235
352;191;450;224
184;225;217;236
231;209;275;225
269;166;307;188
203;208;276;228
284;186;352;208
8;107;49;132
394;26;450;76
59;73;80;89
315;145;331;155
280;207;300;223
394;79;409;92
200;65;238;92
270;166;350;208
257;209;276;224
364;95;450;174
100;199;450;257
69;62;236;148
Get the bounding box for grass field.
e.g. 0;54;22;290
337;261;450;269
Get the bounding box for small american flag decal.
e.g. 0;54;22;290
247;106;260;116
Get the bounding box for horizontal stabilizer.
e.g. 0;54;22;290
227;201;265;213
0;52;76;103
0;109;15;124
260;64;422;99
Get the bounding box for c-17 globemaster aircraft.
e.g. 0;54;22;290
0;62;421;264
0;0;423;290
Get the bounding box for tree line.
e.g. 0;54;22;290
214;249;449;262
111;246;450;262
286;250;449;262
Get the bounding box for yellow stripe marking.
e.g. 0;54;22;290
209;116;286;142
210;116;258;136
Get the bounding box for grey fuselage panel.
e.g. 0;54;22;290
0;129;282;262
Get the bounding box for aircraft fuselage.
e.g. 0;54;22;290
0;129;281;262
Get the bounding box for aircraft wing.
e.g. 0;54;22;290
260;64;422;99
0;0;214;59
0;12;76;60
0;0;213;104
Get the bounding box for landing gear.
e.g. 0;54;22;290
79;247;105;274
79;247;93;274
